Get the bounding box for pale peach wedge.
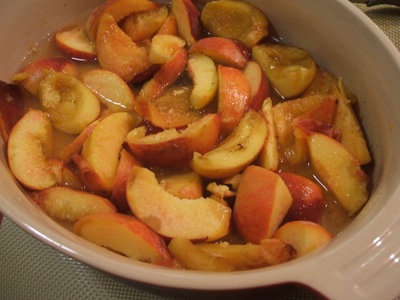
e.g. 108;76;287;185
273;221;333;258
307;132;369;216
217;64;251;136
7;109;57;190
38;72;101;134
191;110;267;179
149;34;186;65
243;60;270;111
81;112;135;193
160;170;203;199
55;24;97;61
233;165;293;244
201;0;269;49
96;13;151;82
122;5;169;42
86;0;158;42
81;69;135;112
187;53;218;110
189;37;250;69
126;113;221;168
252;43;316;99
171;0;202;46
74;212;174;267
126;166;232;242
30;186;116;222
11;57;79;96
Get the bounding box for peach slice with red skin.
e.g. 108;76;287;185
279;172;324;223
74;212;174;267
86;0;158;42
126;166;232;242
96;13;151;82
11;57;79;96
273;221;333;258
126;113;221;168
243;60;270;111
157;15;179;36
30;186;117;222
189;37;250;69
171;0;202;46
7;109;57;190
55;24;97;61
233;165;293;244
218;64;252;136
122;5;169;42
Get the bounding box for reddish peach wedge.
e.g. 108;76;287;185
307;132;369;216
157;15;178;36
149;34;186;65
273;221;333;258
11;57;79;96
81;69;135;112
75;212;173;267
233;166;292;244
160;170;203;199
243;60;270;111
191;110;267;179
31;186;116;222
126;166;232;242
96;13;151;82
187;53;218;110
218;65;251;135
0;82;25;144
126;113;221;168
7;109;57;190
55;24;97;61
122;5;169;42
279;172;324;223
81;112;135;194
86;0;158;42
189;37;250;69
171;0;202;46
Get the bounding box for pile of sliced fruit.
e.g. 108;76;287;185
0;0;372;271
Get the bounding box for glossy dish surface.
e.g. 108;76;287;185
1;1;400;299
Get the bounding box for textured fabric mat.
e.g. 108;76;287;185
0;4;399;300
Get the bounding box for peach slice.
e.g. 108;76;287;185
196;239;294;269
191;110;267;179
74;212;173;267
149;34;186;65
126;113;221;168
201;0;269;49
122;5;169;42
37;72;101;134
111;149;142;212
81;112;135;193
50;160;85;190
171;0;202;46
160;170;203;199
0;82;25;144
189;37;250;69
307;132;369;216
55;24;97;61
187;53;218;110
233;165;293;244
257;98;279;171
157;15;178;36
279;172;324;223
252;43;316;99
30;186;116;222
11;57;79;96
96;13;151;82
126;166;232;241
273;221;333;258
86;0;158;42
7;109;57;190
217;64;251;136
168;238;234;272
243;60;270;111
81;69;135;112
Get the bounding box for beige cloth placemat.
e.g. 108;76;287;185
0;4;399;300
